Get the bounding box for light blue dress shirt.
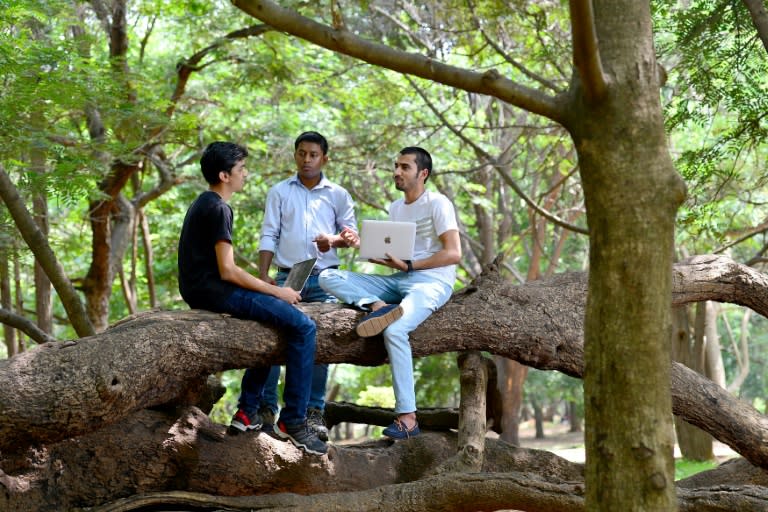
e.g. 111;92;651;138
259;174;356;270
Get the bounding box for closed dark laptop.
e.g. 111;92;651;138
282;257;317;292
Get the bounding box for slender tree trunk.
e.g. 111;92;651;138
0;248;16;357
30;152;52;335
13;255;24;352
703;302;726;388
568;401;582;433
532;397;545;439
495;358;527;445
672;305;714;460
725;308;751;394
139;209;157;308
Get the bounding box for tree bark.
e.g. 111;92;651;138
432;351;489;473
0;250;16;356
567;2;686;508
3;405;766;512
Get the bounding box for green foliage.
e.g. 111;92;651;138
655;0;768;255
674;458;719;481
209;370;245;425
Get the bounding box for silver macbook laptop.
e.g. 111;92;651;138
282;257;317;291
358;220;416;260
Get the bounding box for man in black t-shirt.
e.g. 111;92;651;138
178;141;327;456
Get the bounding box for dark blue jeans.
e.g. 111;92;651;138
224;288;316;426
261;273;334;414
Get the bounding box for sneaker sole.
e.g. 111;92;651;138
275;428;328;455
356;305;404;337
229;421;261;433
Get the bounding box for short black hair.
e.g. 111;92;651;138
294;131;329;155
399;146;432;182
200;142;248;185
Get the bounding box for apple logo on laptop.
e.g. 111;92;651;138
384;236;391;244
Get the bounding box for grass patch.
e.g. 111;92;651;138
675;458;719;480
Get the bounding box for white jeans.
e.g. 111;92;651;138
319;268;454;413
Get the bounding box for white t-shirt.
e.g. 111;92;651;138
389;190;458;287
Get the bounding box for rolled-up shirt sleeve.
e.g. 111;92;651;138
336;189;357;233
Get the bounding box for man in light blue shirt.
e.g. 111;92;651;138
255;131;357;440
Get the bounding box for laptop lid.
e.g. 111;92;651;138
282;257;317;291
358;220;416;260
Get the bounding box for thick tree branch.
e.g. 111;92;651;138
1;255;767;470
231;0;565;124
569;0;607;103
0;165;94;337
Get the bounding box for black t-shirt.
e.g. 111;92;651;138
178;190;239;311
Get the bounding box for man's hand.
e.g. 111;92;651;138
369;253;408;272
338;226;360;248
259;272;276;285
313;233;335;253
272;285;301;304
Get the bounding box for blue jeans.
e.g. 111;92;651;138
318;268;453;414
260;273;335;414
223;287;316;426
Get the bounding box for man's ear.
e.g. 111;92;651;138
218;170;229;182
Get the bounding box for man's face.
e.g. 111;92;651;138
225;159;248;192
294;141;328;183
393;153;424;192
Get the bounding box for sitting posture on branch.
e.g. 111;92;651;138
177;141;327;455
320;146;462;439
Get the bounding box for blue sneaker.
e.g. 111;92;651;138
382;418;420;440
276;420;328;455
356;304;403;337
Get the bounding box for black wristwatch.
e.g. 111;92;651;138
405;260;414;273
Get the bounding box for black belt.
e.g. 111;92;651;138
277;265;338;276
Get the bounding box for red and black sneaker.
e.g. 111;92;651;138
227;409;262;434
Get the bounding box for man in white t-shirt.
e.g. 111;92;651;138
319;146;461;439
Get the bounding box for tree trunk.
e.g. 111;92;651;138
30;138;53;336
0;248;16;357
673;304;714;461
565;3;686;509
532;397;545;439
703;301;726;387
139;209;157;308
495;357;527;445
568;401;582;433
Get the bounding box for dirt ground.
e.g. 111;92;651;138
514;420;738;463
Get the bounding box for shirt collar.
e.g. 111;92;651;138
289;173;330;190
